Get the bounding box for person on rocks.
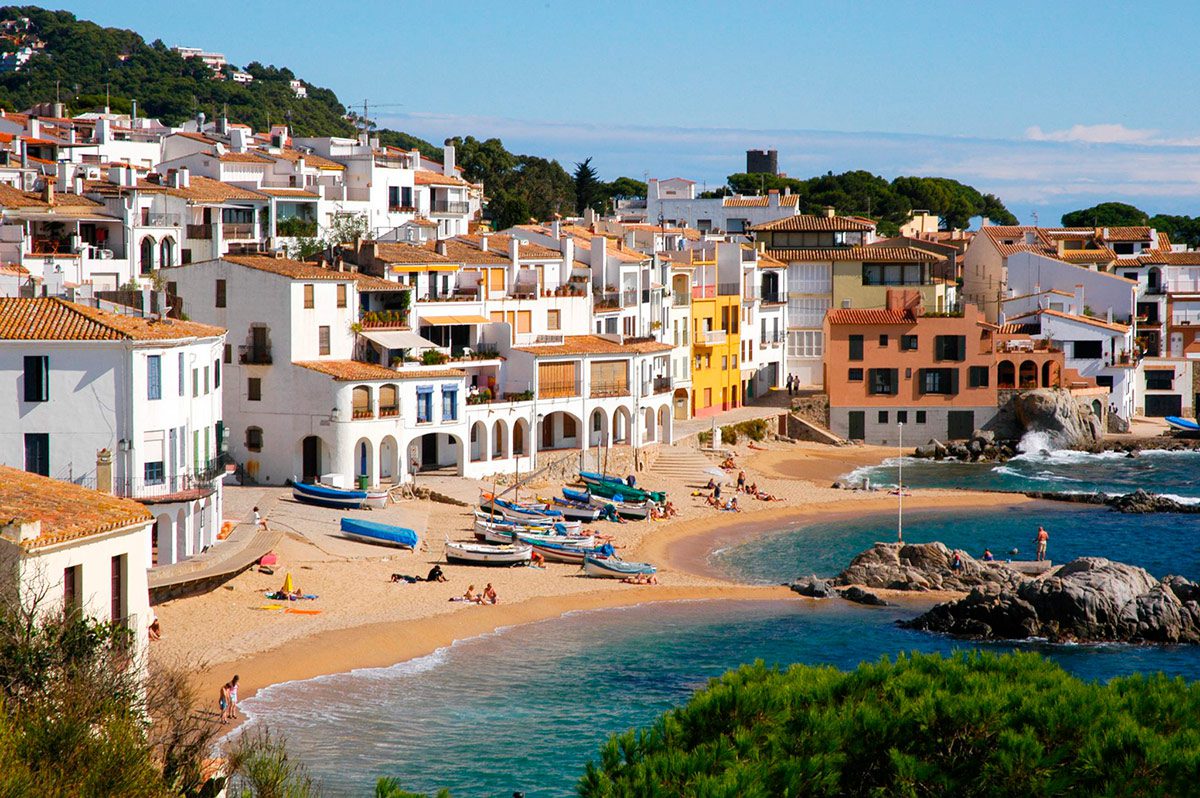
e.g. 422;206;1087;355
1035;526;1049;561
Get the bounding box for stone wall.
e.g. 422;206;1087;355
790;393;829;428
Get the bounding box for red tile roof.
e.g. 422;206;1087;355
415;170;467;186
1007;308;1130;334
825;308;918;325
295;360;465;381
766;245;942;263
0;465;151;550
1103;226;1153;242
751;214;874;232
723;195;801;208
0;297;224;341
512;335;672;357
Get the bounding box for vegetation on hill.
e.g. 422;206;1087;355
577;650;1200;797
704;171;1017;234
1061;201;1200;248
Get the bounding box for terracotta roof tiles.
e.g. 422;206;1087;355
825;308;918;325
766;245;941;263
512;334;672;357
0;465;151;551
414;170;467;186
0;297;224;341
295;360;465;381
751;214;875;232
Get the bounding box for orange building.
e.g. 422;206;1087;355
823;290;1002;444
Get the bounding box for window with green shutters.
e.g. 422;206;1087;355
848;335;864;361
193;430;200;473
934;335;967;361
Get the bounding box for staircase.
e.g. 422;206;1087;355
651;445;719;485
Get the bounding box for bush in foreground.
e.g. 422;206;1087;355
578;650;1200;797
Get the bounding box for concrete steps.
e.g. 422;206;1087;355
651;446;720;483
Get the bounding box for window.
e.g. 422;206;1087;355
192;369;199;397
897;411;908;424
878;334;889;346
968;366;990;388
337;284;347;308
303;284;314;309
144;460;165;485
442;387;458;421
916;410;927;423
245;426;263;452
214;359;221;389
920;368;958;395
562;414;577;438
203;366;210;394
318;326;331;356
223;344;232;364
1146;370;1174;390
216;279;226;308
787;263;832;294
248;377;262;401
848;335;864;361
63;565;80;613
878;410;889;423
416;386;433;423
868;368;898;395
111;555;124;624
144;354;162;399
901;335;918;351
23;355;48;402
721;356;728;370
547;309;561;330
848;368;863;381
1073;340;1103;359
934;335;966;361
178;352;185;396
787;330;824;358
862;262;928;286
24;433;48;476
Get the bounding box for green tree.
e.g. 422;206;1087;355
573;157;602;214
225;727;315;798
579;650;1200;797
1150;213;1200;248
1061;202;1150;228
603;176;648;200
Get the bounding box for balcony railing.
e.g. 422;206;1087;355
76;459;229;501
1171;313;1200;326
143;213;181;227
717;282;740;296
539;380;581;399
594;292;622;311
431;200;470;215
623;290;639;307
672;292;689;307
379;406;400;418
186;223;213;240
695;329;727;346
590;380;630;398
352;407;374;420
652;376;672;394
238;345;273;365
388;204;418;213
223;223;257;240
761;290;787;304
760;333;784;346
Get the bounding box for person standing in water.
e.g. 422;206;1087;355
1035;526;1049;561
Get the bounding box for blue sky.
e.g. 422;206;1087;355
59;0;1200;225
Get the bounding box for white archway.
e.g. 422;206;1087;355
589;407;608;447
470;420;488;462
513;418;529;457
492;420;508;460
175;509;187;559
643;407;656;443
380;435;399;482
612;406;632;444
658;405;671;444
355;437;374;482
155;513;173;566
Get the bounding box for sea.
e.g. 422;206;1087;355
237;444;1200;797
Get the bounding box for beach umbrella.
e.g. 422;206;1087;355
281;572;294;594
704;467;727;480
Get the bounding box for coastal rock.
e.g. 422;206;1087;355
903;556;1200;644
838;586;890;606
834;542;1021;593
789;575;834;599
1106;489;1200;514
1012;388;1103;451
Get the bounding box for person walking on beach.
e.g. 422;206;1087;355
1035;526;1049;561
228;675;240;720
219;675;239;723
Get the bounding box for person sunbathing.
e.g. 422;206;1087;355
483;583;498;604
725;497;742;512
462;585;483;604
663;501;678;517
705;493;721;508
705;477;717;490
720;457;736;470
755;490;781;502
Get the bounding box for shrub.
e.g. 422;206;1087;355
578;650;1200;797
421;349;449;366
718;424;738;445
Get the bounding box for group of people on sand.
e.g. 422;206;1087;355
735;470;782;502
218;675;239;724
391;564;448;584
650;501;678;520
621;573;658;585
456;583;499;605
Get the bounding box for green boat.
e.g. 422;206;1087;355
579;472;665;504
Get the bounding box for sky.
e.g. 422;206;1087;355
56;0;1200;226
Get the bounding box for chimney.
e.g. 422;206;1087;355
436;241;447;256
42;175;55;205
560;235;574;268
130;99;137;128
0;518;40;544
96;448;113;494
768;189;779;207
28;118;39;139
823;205;836;218
480;233;489;252
442;143;456;177
19;138;26;169
178;166;190;188
509;235;520;269
97;117;111;144
551;218;561;240
1024;231;1037;245
73;174;83;195
229;127;248;152
1074;284;1085;314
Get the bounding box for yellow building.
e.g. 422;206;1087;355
689;267;742;418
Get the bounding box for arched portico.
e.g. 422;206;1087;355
589;408;608;447
657;405;671;444
354;437;374;482
539;411;582;451
612;406;632;444
409;432;464;477
380;435;399;482
492;420;508;460
470;421;488;462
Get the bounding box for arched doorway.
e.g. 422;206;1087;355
673;387;690;420
301;435;325;482
1092;399;1103;417
643;407;656;443
997;360;1016;389
1019;360;1038;389
411;432;464;476
139;236;155;276
470;421;487;462
159;237;175;268
176;509;187;560
379;435;398;482
355;438;374;482
540;411;581;451
513;418;529;457
612;407;632;444
589;408;607;447
1042;361;1060;388
658;405;670;443
492;420;508;460
154;513;173;566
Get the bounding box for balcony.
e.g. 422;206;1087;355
388;205;418;213
379;405;400;418
186;223;214;240
238;344;273;365
351;407;374;420
594;292;622;311
431;200;470;215
652;375;672;394
672;292;689;307
223;223;257;240
695;329;727;346
590;380;630;399
143;213;181;227
761;290;787;305
760;333;784;347
539;380;581;399
623;289;639;307
1171;313;1200;327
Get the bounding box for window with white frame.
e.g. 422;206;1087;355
787;297;832;327
787;263;832;295
788;330;824;359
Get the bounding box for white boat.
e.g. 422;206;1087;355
472;512;582;536
476;523;594;548
582;555;657;578
444;540;532;566
292;478;390;510
561;487;650;520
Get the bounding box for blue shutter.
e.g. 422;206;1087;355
147;355;161;400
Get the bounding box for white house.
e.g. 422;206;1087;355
0;465;153;665
645;179;803;234
0;297;227;566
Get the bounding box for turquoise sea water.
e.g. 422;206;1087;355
237;599;1200;798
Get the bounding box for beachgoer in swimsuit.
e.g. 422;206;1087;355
219;681;231;723
736;470;746;492
483;583;498;605
1036;527;1049;561
228;675;239;719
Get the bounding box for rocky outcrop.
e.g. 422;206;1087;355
837;586;890;606
1012;389;1103;451
902;557;1200;644
833;542;1022;593
1021;489;1200;514
789;575;834;598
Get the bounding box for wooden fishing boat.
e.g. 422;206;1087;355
339;518;419;549
292;479;389;510
548;496;603;522
472;512;581;536
444;540;532;566
478;493;563;522
523;538;614;565
478;525;595;547
578;472;665;504
561;487;650;520
582;555;657;578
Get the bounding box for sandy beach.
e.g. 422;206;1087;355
152;439;1024;712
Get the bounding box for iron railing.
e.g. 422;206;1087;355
238;344;273;365
186;223;213;240
432;200;470;214
223;223;257;240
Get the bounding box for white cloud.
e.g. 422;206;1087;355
1025;123;1158;144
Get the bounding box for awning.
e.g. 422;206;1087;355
361;330;438;349
419;314;492;325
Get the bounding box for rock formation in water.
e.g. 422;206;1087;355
902;557;1200;644
788;575;834;598
837;586;891;606
1020;489;1200;514
833;542;1021;593
1011;388;1103;451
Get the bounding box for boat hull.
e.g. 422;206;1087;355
339;518;418;549
1166;415;1200;433
549;498;602;522
562;488;649;519
579;475;663;504
444;541;532;566
292;480;387;510
582;556;657;578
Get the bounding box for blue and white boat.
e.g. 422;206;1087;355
292;479;389;510
478;493;563;522
548;496;603;522
582;555;657;579
562;487;650;520
473;512;581;537
339;517;419;549
523;538;614;565
1165;416;1200;433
